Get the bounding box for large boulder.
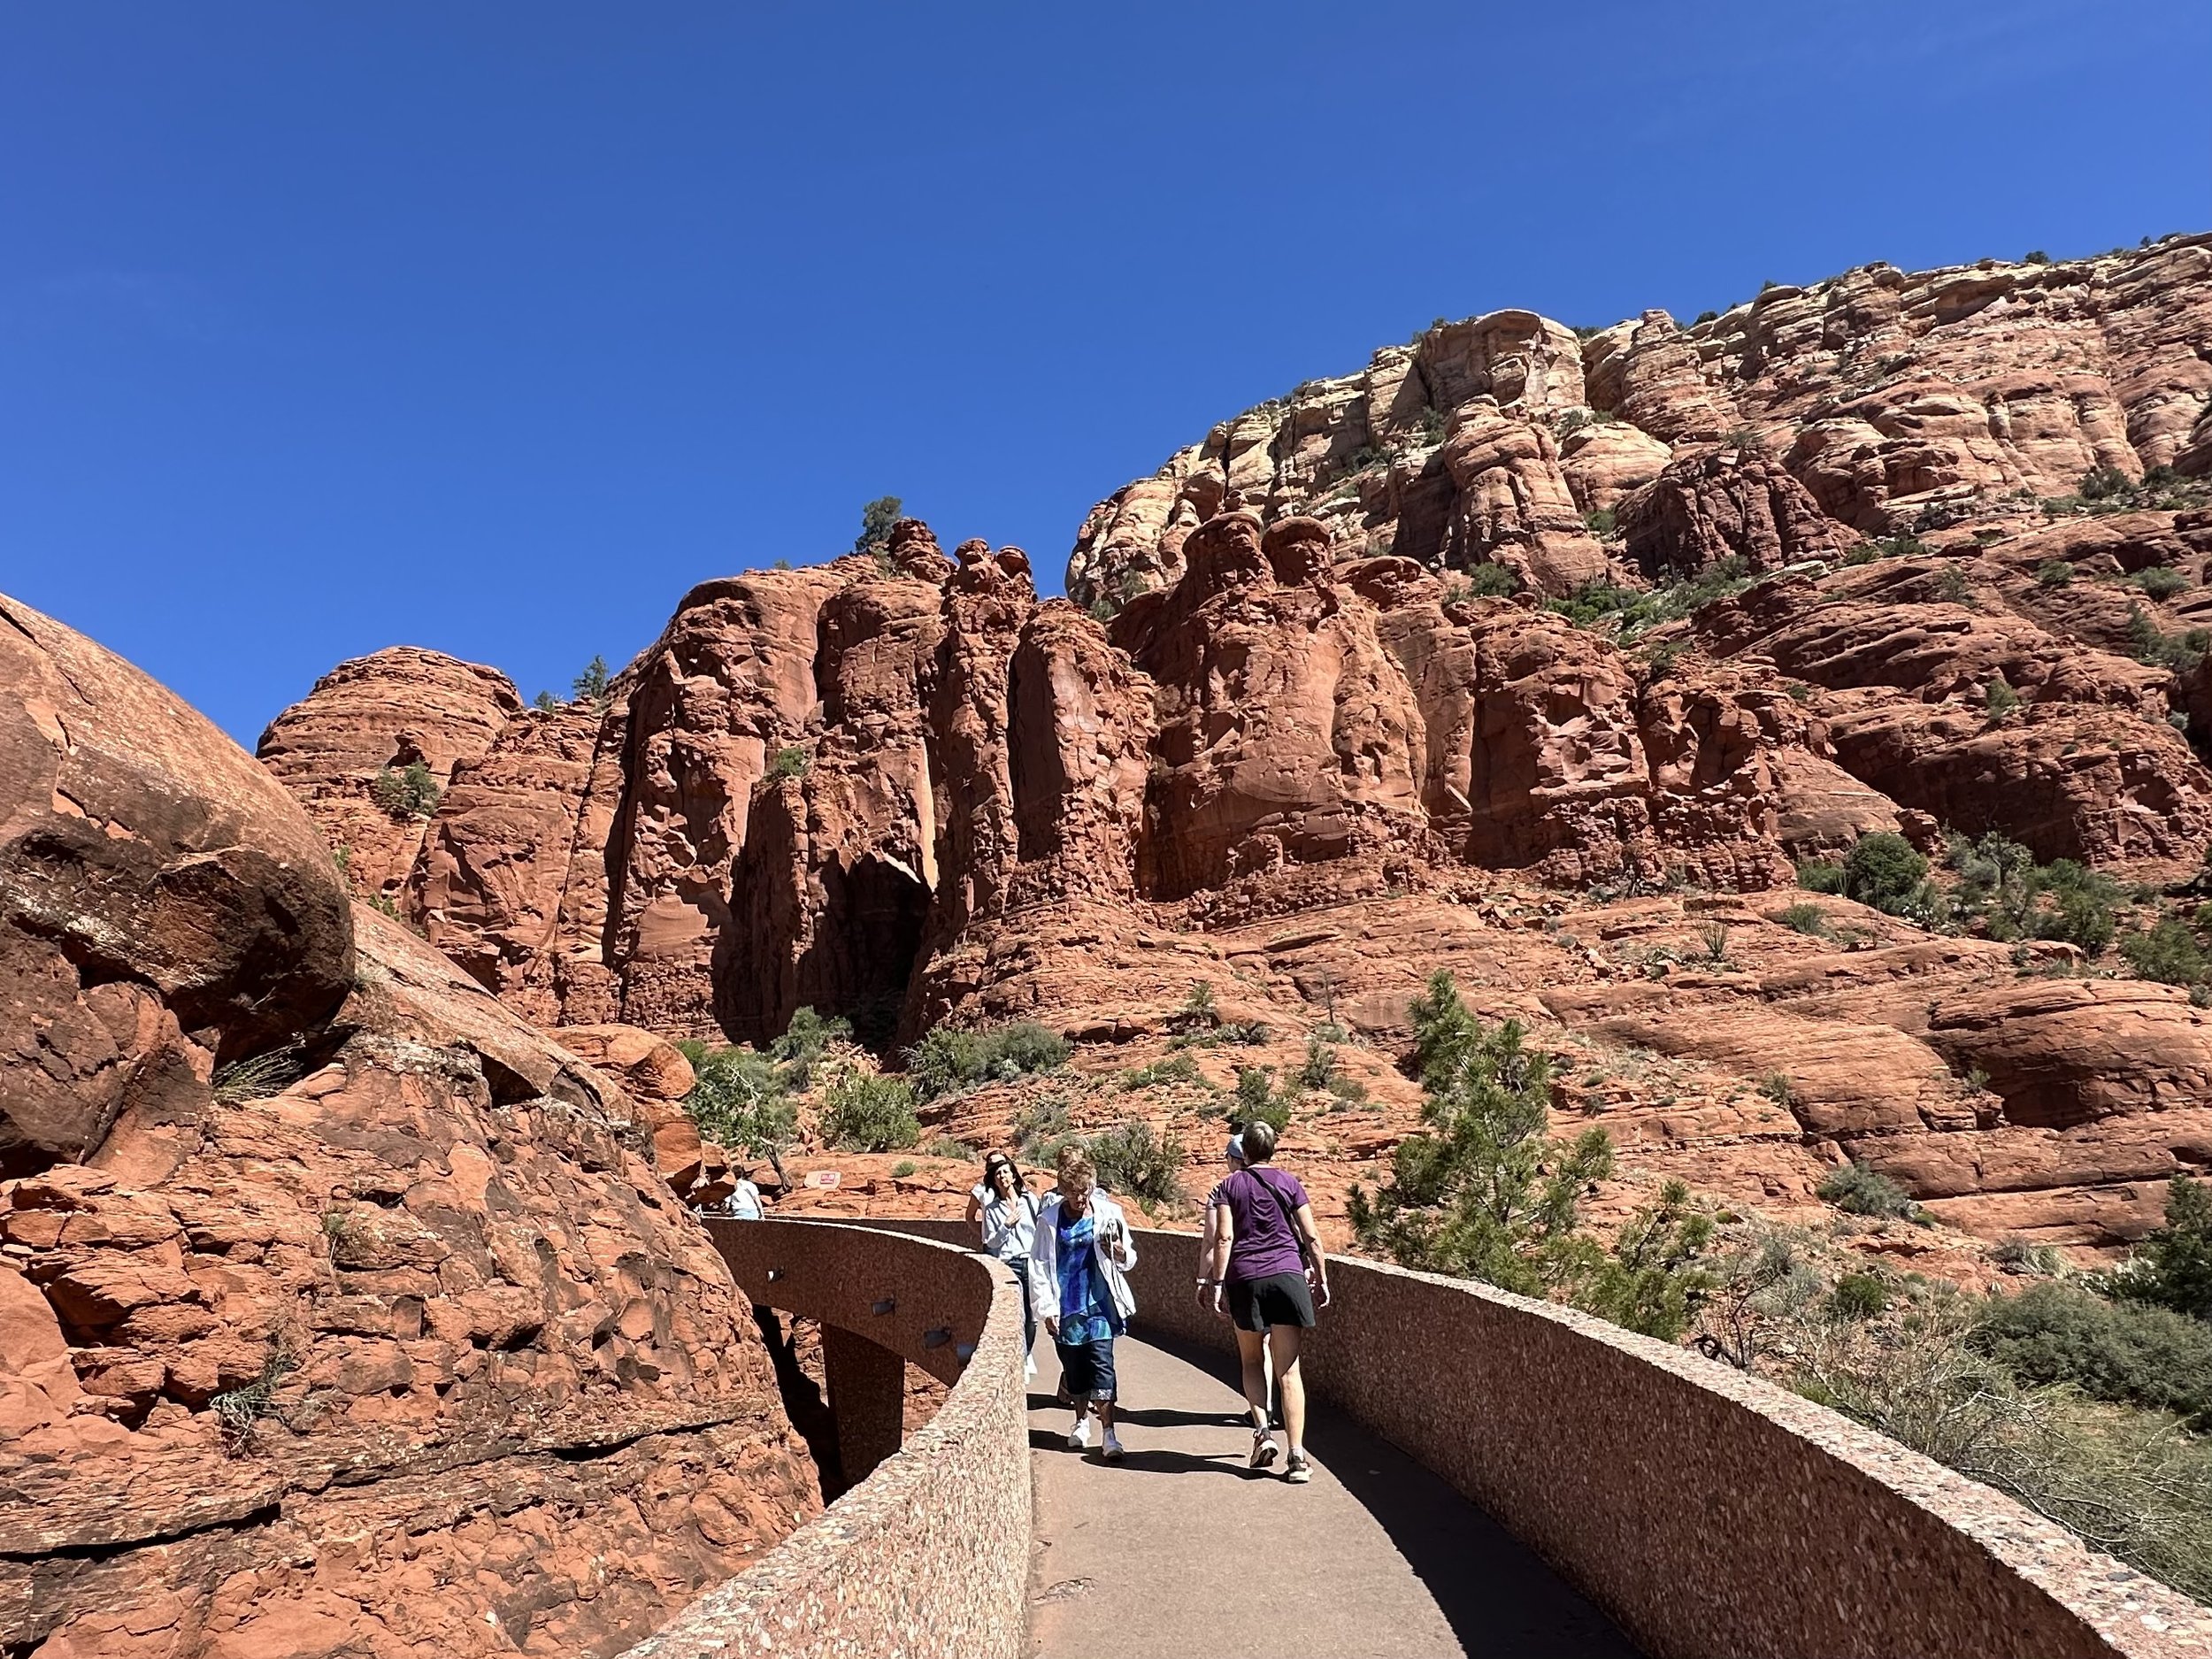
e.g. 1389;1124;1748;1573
2;592;357;1180
0;595;819;1656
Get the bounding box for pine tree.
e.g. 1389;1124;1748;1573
853;495;902;557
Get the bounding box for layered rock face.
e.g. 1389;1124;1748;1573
1071;237;2212;607
257;647;523;902
3;595;817;1657
251;237;2212;1260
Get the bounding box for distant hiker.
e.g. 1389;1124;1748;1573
968;1151;1041;1369
1203;1119;1329;1483
697;1173;764;1219
1031;1148;1139;1463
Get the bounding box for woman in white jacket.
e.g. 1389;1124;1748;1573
1029;1147;1139;1462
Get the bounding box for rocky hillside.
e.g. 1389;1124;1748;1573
244;234;2212;1269
1069;236;2212;606
1;593;818;1657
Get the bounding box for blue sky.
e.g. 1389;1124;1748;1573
3;2;2206;745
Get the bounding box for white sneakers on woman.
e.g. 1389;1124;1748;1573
1068;1415;1093;1450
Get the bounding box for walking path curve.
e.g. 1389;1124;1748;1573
1025;1332;1639;1659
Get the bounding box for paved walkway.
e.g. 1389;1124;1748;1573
1025;1332;1638;1658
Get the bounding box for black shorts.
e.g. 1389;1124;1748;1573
1227;1271;1316;1333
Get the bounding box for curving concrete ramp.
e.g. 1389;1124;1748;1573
622;1217;2212;1659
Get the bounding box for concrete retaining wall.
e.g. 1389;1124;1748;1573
1124;1225;2210;1659
854;1215;2211;1659
619;1219;1031;1659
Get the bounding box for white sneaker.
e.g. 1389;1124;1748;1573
1068;1416;1093;1450
1101;1431;1125;1463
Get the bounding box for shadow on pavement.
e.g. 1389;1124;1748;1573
1135;1326;1642;1658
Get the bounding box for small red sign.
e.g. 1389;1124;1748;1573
803;1170;841;1190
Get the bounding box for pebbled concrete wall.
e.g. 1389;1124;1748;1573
618;1219;1030;1659
1121;1225;2212;1659
631;1215;2212;1659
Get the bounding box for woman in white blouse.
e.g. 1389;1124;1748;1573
967;1151;1041;1364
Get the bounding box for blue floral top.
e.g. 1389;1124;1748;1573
1054;1209;1124;1345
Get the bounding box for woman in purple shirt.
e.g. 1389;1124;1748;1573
1202;1119;1330;1482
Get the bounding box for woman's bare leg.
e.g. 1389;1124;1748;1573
1268;1325;1306;1456
1234;1328;1270;1432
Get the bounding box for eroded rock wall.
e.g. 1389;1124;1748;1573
3;595;818;1659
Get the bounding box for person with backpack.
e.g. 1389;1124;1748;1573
1202;1119;1329;1482
967;1151;1041;1366
1030;1148;1139;1462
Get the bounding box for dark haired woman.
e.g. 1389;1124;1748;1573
967;1151;1041;1368
1203;1118;1328;1482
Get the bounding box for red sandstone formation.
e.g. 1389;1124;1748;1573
1071;237;2212;605
3;594;818;1657
244;237;2212;1263
256;646;522;903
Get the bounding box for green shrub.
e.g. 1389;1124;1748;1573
2108;1176;2212;1323
1547;580;1644;627
905;1020;1070;1101
2131;566;2189;600
1327;1074;1370;1106
2125;603;2211;670
210;1341;299;1451
1350;972;1617;1296
1011;1095;1071;1154
889;1160;918;1179
1583;507;1618;538
1463;563;1518;597
533;690;559;710
1870;534;1932;560
1949;835;2123;956
369;761;440;820
1795;858;1847;895
1840;832;1930;913
1758;1071;1793;1109
852;495;902;557
1793;1302;2212;1601
572;655;611;705
1545;559;1749;641
2120;919;2211;988
1299;1037;1339;1089
1120;1053;1205;1092
2079;465;2134;503
772;1007;852;1087
767;746;810;780
1993;1233;2063;1275
819;1072;920;1153
1234;1066;1291;1133
1818;1161;1918;1219
1985;678;2021;719
1829;1273;1891;1320
1576;1180;1715;1341
1973;1281;2212;1425
1778;902;1832;936
1082;1120;1186;1206
683;1045;799;1179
